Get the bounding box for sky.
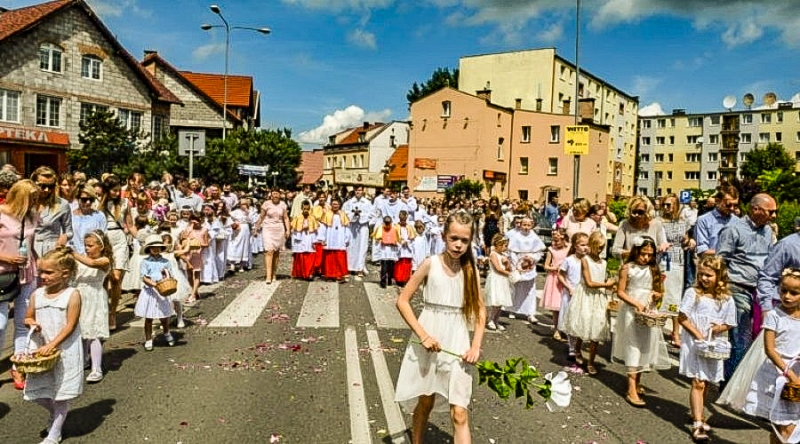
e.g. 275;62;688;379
6;0;800;148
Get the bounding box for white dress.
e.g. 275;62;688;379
611;264;671;373
483;251;512;307
744;308;800;426
678;289;737;383
564;257;611;342
23;287;83;402
201;219;221;284
227;209;252;263
163;252;192;302
558;255;582;332
216;218;232;277
506;229;545;317
122;229;152;291
411;236;429;271
75;262;110;340
134;256;176;319
395;255;473;413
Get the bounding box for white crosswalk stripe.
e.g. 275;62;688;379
296;281;340;328
209;281;278;327
363;283;406;329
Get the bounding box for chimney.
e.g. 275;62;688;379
579;97;596;122
476;81;492;102
515;98;522;110
143;49;158;58
363;121;369;130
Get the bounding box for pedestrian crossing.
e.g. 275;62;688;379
296;281;340;328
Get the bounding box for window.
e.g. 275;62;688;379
81;55;102;80
640;154;650;162
777;111;784;123
740;152;747;162
669;136;675;145
686;153;701;162
796;132;800;142
39;43;62;72
796;151;800;162
0;89;20;123
519;157;529;175
655;171;663;180
708;153;718;162
707;171;717;180
688;117;702;127
759;132;770;143
655;153;664;162
36;95;62;127
656;136;665;145
687;135;700;144
709;134;719;144
360;155;365;168
550;125;560;143
547;158;558;175
710;115;720;125
521;126;531;143
497;137;504;160
641;120;651;129
351;155;357;168
667;171;673;180
657;119;666;128
618;103;625;115
638;171;649;180
669;118;675;127
117;109;142;132
80;103;108;126
441;101;451;117
357;133;365;143
668;154;674;162
740;133;752;143
776;132;782;142
340;157;345;168
389;135;396;147
639;188;649;196
152;114;167;140
742;114;753;124
761;113;771;124
685;171;700;180
326;158;332;169
642;136;651;145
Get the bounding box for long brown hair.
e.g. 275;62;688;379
444;212;481;322
100;174;123;221
2;179;39;221
31;166;59;211
84;230;114;267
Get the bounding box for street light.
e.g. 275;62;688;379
201;4;270;140
271;170;280;189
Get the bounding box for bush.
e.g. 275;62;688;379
776;201;800;239
608;200;628;223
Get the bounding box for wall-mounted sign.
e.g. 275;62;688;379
334;170;385;187
483;170;507;181
0;125;69;145
437;175;462;191
416;176;438;191
414;158;437;169
564;125;590;155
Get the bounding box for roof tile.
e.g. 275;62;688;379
297;150;324;185
387;144;408;182
180;72;253;108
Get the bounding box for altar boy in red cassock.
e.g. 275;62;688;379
318;198;351;282
290;200;319;280
392;210;417;286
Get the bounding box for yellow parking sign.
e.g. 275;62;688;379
564;125;590;155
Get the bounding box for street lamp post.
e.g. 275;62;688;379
201;5;270;140
271;171;279;189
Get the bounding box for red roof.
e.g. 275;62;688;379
386;144;408;182
297;149;324;185
335;123;385;146
0;0;181;104
180;72;253;108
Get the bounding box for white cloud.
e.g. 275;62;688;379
86;0;151;18
298;105;392;145
192;43;226;61
281;0;393;12
347;29;378;50
630;75;662;98
536;22;564;43
638;102;665;117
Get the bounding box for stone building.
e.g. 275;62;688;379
0;0;180;174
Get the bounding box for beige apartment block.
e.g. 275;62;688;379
459;48;638;197
407;87;513;198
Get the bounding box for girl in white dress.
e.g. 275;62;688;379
677;255;736;442
201;204;221;284
558;232;588;363
506;216;546;323
612;235;671;407
565;231;615;375
227;201;252;272
410;220;429;272
742;269;800;444
395;212;486;443
484;234;512;332
22;247;82;444
160;233;192;328
72;231;112;383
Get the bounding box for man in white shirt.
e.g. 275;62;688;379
344;185;373;279
400;186;417;221
680;200;698;226
291;184;313;218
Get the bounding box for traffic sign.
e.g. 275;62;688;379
564;125;589;155
178;130;206;156
238;164;269;177
679;190;692;204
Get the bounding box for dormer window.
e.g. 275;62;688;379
358;132;366;143
441;101;451;118
328;135;336;145
39;43;63;73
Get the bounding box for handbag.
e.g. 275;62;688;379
0;215;24;303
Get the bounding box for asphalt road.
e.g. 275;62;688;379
0;256;772;444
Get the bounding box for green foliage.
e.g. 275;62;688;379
775;201;800;239
70;109;142;177
444;179;484;201
476;357;549;409
406;67;459;104
686;188;714;202
116;134;187;181
740;143;795;181
608;200;628;223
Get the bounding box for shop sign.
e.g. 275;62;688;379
414;158;437;169
0;125;69;145
483;170;507;181
564;125;589;155
415;176;437;191
335;170;385;187
437;175;462;191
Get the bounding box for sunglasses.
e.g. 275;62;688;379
632;209;646;216
37;183;54;190
724;202;738;208
663;203;672;207
79;197;93;203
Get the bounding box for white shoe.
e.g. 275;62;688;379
164;333;175;347
86;371;104;383
144;340;153;351
496;323;506;332
487;321;497;331
39;437;61;444
177;320;186;329
528;316;539;325
508;313;516;319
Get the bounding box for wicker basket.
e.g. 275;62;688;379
155;277;178;296
11;330;60;374
696;328;731;360
634;311;668;327
781;381;800;402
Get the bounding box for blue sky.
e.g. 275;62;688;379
8;0;800;148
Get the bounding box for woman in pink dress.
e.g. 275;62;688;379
256;189;290;284
540;228;569;339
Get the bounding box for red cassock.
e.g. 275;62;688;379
312;243;324;275
292;252;315;279
393;258;412;284
322;250;348;280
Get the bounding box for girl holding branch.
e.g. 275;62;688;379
395;212;486;444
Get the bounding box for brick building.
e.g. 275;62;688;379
0;0;180;175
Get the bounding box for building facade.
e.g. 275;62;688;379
459;48;639;197
0;0;180;175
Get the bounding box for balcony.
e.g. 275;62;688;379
720;124;739;133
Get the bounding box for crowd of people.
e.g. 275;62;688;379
0;163;797;443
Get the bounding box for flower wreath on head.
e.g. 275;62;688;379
781;267;800;278
632;235;655;247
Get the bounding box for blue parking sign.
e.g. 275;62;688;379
679;190;692;204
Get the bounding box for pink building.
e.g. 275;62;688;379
408;87;612;202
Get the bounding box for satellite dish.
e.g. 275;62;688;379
722;95;736;110
743;93;755;109
764;92;777;106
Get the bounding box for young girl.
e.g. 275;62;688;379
558;232;589;364
135;234;176;350
181;213;209;301
428;215;446;256
395;212;486;443
611;236;670;407
72;231;112;383
484;234;513;332
677;255;736;442
411;220;429;272
22;247;82;444
200;203;221;284
290;201;319;281
541;228;569;340
564;231;615;375
160;233;192;328
122;215;151;293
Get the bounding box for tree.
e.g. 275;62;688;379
444;179;483;201
69;109;142;177
739;143;795;180
406;67;459;104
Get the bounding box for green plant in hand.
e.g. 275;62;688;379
477;357;552;409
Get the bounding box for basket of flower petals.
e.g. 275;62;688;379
11;349;60;374
634;308;668;327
